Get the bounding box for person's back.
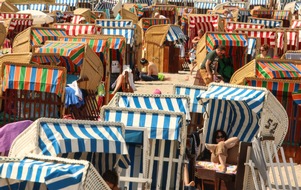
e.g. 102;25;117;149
148;62;158;76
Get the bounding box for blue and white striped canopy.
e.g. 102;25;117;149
249;0;269;5
38;121;128;156
113;93;191;120
101;106;185;141
101;27;135;46
238;10;251;23
15;4;29;11
166;25;186;42
249;18;282;28
0;157;86;190
194;2;217;9
55;0;77;7
96;20;133;27
174;84;207;113
29;4;46;11
295;2;301;11
248;38;257;57
196;83;267;144
48;4;69;12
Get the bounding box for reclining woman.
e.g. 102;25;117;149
205;130;239;173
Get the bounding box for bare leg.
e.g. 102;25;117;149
224;137;239;149
183;164;195;186
190;61;197;75
112;74;124;94
218;154;227;173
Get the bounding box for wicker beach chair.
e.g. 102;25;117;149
12;27;67;53
282;50;301;60
0;154;111;190
100;106;186;190
248;17;283;28
196;82;288;190
0;63;66;125
9;118;130;176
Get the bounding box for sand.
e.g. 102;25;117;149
133;71;301;189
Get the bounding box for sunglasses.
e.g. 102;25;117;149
216;135;225;139
260;49;266;52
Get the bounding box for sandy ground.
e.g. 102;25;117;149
133;70;301;189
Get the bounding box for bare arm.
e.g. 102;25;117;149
191;37;199;44
205;60;212;74
147;65;152;76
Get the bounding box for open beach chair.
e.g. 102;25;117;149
100;106;187;190
234;28;278;57
276;28;299;56
37;41;103;91
0;62;66;125
196;82;288;189
3;18;33;42
12;27;67;53
9;118;130;176
144;24;186;73
0;154;111;190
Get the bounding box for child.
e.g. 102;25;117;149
102;170;119;190
189;44;197;75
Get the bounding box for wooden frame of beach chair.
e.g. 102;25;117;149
121;8;139;24
281;49;301;60
230;58;301;85
3;18;33;43
0;0;18;12
244;77;301;146
0;154;111;190
12;27;67;53
144;24;187;73
151;4;178;24
9;118;130;177
0;62;66;125
233;28;278;57
78;34;127;104
0;23;6;48
195;31;248;74
248;17;284;28
72;8;97;23
100;106;187;190
38;40;103;91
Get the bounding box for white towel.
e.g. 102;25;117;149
67;80;83;100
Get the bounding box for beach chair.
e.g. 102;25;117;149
276;28;299;56
0;120;32;156
3;18;33;43
48;4;69;13
0;13;31;19
9;118;130;176
273;10;292;27
195;32;248;83
282;50;301;60
234;28;278;57
252;9;273;19
100;106;187;190
194;1;217;14
244;77;301;146
196;82;288;189
54;23;101;36
14;3;29;11
55;0;77;11
0;62;66;125
225;21;265;33
37;41;103;92
230;58;301;85
151;5;177;24
248;17;283;28
0;154;111;190
72;8;97;23
29;4;47;11
12;27;67;53
0;0;18;12
144;24;186;73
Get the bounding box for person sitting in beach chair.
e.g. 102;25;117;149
191;29;204;45
140;58;159;81
102;170;120;190
199;45;226;85
205;130;239;173
111;64;136;94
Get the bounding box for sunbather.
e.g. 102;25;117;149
205;130;239;173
